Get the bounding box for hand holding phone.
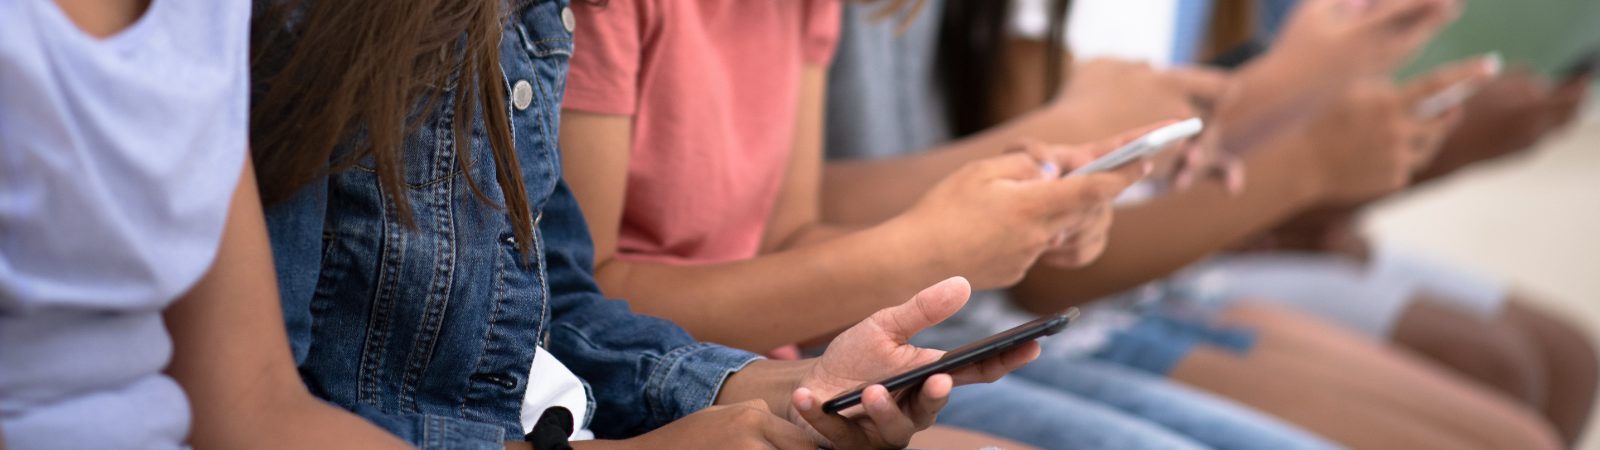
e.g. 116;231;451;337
821;309;1079;415
1413;53;1503;119
1065;118;1205;177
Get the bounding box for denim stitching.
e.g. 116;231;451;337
399;94;461;413
359;185;405;409
643;343;705;424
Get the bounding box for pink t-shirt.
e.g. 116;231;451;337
565;0;840;265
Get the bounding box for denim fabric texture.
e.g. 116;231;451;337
939;359;1339;450
264;1;759;447
1088;311;1259;376
1011;357;1342;450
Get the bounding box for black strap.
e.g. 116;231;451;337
525;407;575;450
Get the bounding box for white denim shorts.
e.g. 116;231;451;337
1170;245;1508;338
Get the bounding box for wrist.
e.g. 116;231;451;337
716;359;814;421
1249;48;1347;94
1253;135;1328;209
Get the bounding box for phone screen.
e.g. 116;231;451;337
821;310;1078;415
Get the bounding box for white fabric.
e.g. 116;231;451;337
1010;0;1182;67
1175;252;1413;337
1171;245;1509;338
0;0;250;448
521;347;595;440
1372;245;1508;319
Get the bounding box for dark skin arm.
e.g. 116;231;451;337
1012;59;1495;313
1010;138;1323;311
163;159;411;449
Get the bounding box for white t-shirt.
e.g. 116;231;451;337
0;0;251;448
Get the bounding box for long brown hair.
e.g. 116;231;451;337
250;0;534;252
936;0;1071;137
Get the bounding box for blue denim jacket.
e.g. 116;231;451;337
263;1;759;447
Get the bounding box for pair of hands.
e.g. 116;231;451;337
597;277;1037;449
897;124;1162;286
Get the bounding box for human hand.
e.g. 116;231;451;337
899;125;1157;286
1052;60;1239;191
1423;69;1590;179
1295;56;1495;206
791;277;1040;449
1271;0;1460;79
573;400;813;450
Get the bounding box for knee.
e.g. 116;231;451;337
1509;301;1600;388
1444;321;1547;403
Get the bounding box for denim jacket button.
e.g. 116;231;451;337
512;80;534;111
561;7;576;33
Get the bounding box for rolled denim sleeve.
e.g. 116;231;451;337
538;179;760;438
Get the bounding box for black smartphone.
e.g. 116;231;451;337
821;309;1079;415
1561;46;1600;80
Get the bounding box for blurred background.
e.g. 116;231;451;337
1367;96;1600;449
1363;1;1600;447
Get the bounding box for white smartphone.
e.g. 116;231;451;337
1412;80;1482;119
1412;53;1503;119
1066;118;1205;177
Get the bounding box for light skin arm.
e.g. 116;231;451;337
559;66;953;352
163;159;411;449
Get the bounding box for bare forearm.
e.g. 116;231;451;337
212;389;410;449
714;360;813;415
1213;51;1350;156
1011;140;1322;312
599;220;946;351
822;106;1097;225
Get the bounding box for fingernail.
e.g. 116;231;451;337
1483;52;1503;77
1040;162;1060;178
794;388;814;411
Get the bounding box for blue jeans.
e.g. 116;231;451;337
940;377;1210;450
1017;357;1340;450
939;359;1340;449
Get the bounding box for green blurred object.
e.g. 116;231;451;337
1399;0;1600;80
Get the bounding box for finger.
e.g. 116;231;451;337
1404;53;1502;110
908;374;953;430
862;385;917;447
793;387;867;449
1009;141;1073;179
981;151;1063;181
947;341;1041;385
1221;158;1247;194
757;409;817;450
1035;163;1145;227
870;277;972;341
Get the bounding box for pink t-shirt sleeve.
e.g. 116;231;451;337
801;0;842;65
565;0;647;115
